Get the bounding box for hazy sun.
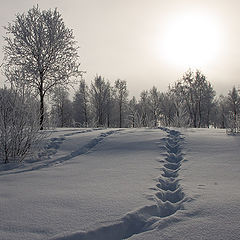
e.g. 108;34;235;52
159;11;222;68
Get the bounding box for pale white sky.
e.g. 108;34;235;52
0;0;240;96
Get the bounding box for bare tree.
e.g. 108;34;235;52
114;79;128;128
127;97;138;128
172;101;188;128
0;87;43;163
215;95;229;128
73;79;89;127
105;85;115;128
3;6;81;129
149;86;160;127
138;90;150;127
202;82;215;128
51;87;73;127
159;92;176;126
171;69;215;128
227;86;240;133
228;86;239;121
90;75;110;127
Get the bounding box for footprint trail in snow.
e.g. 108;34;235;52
50;128;187;240
0;129;119;175
154;128;185;216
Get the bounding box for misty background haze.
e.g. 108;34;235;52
0;0;240;96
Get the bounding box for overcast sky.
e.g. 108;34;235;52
0;0;240;96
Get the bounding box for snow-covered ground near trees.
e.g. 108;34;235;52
0;127;240;240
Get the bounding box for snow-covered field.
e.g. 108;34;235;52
0;127;239;240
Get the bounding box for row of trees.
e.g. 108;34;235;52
2;5;239;131
0;68;238;163
49;70;240;131
50;76;128;128
0;6;239;163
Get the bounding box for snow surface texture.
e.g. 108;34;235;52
49;128;187;240
0;128;240;240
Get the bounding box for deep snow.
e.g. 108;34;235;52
0;127;239;240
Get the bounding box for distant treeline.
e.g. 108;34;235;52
49;69;240;131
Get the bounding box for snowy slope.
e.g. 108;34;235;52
0;128;239;240
128;128;240;240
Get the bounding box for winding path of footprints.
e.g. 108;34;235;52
50;128;187;240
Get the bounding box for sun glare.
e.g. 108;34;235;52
158;11;222;68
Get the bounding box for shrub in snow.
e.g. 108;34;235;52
0;88;44;163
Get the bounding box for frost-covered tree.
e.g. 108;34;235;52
90;75;110;127
171;92;189;128
3;6;81;129
73;79;89;127
114;79;128;128
172;69;215;127
214;95;229;128
159;92;176;126
105;85;115;127
202;83;216;128
127;96;138;128
148;86;161;127
51;87;73;127
0;87;43;163
227;86;240;121
138;90;150;127
227;86;240;132
172;102;188;127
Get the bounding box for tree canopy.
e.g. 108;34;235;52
3;5;81;128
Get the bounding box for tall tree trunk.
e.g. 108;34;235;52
193;111;197;128
39;75;44;130
84;105;88;126
98;109;103;127
4;144;8;164
83;94;88;126
40;92;44;130
206;108;210;128
154;111;157;127
119;103;122;128
198;101;202;128
61;103;64;127
107;113;110;128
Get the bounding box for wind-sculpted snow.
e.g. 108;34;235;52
49;128;186;240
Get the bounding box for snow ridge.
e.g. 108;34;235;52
49;128;186;240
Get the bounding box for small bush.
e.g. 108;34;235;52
0;87;44;163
